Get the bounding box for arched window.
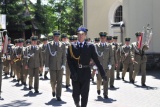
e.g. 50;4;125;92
114;5;123;22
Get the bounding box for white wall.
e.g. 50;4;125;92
123;0;160;53
85;0;118;39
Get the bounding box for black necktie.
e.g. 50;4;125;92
79;43;83;48
79;43;83;53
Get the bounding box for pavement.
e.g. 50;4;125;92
0;70;160;107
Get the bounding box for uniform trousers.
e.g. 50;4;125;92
122;62;133;81
50;70;63;97
29;68;39;90
97;69;110;96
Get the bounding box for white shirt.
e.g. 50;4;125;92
100;42;106;47
77;41;85;48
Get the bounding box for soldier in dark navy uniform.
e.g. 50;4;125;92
67;27;107;107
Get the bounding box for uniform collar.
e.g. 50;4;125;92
77;41;85;45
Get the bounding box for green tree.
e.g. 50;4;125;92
0;0;32;31
49;0;83;35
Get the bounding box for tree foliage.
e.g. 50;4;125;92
0;0;83;35
0;0;32;31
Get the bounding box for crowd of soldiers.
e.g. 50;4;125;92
0;28;149;107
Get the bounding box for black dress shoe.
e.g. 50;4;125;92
104;95;108;99
44;75;48;79
91;77;94;82
5;73;8;76
117;76;121;79
66;84;71;89
23;82;27;86
35;90;39;93
29;86;33;90
142;83;146;86
52;92;55;97
110;85;115;88
39;74;42;76
130;79;134;84
75;103;80;107
66;85;69;89
97;90;100;95
56;97;62;101
17;79;20;83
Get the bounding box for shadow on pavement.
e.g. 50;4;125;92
95;96;117;103
109;87;120;91
10;79;17;83
45;98;67;106
0;100;32;107
65;88;72;93
91;81;97;85
133;84;158;90
2;76;9;79
14;83;23;87
21;86;29;91
24;91;42;97
147;70;160;80
39;77;50;81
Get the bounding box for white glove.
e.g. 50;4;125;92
93;65;98;70
108;65;112;70
45;67;49;71
61;65;66;71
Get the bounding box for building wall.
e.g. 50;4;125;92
85;0;160;53
84;0;120;39
123;0;160;53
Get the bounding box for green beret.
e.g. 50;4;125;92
113;36;118;39
26;39;31;44
61;33;67;38
14;39;19;43
8;37;11;40
99;32;107;37
69;36;74;41
41;37;47;41
135;32;141;37
125;37;131;41
94;38;100;42
73;35;78;40
31;36;38;41
85;38;90;41
19;38;24;43
53;30;61;36
107;36;112;40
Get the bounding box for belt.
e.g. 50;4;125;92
78;64;90;68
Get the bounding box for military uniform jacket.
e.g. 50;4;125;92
67;41;106;80
113;42;122;61
111;43;118;65
23;46;29;66
6;44;14;60
27;45;43;69
39;44;48;66
121;45;134;64
94;42;114;70
132;42;149;62
11;45;17;63
16;46;24;66
46;41;66;70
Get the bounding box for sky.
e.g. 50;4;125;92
30;0;48;4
